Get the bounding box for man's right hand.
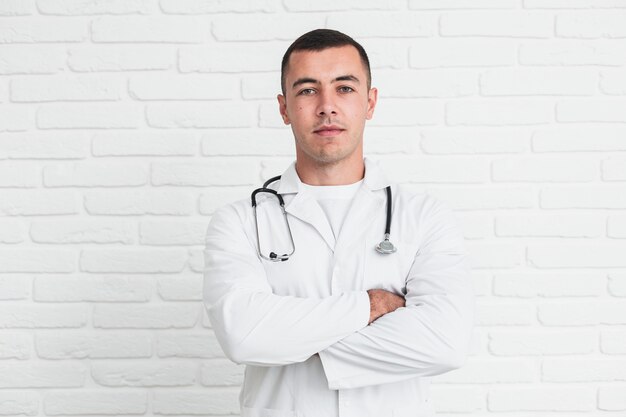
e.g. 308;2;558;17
367;289;406;324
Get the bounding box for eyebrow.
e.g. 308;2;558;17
291;74;361;89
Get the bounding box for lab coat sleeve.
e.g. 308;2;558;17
203;203;371;367
318;196;475;389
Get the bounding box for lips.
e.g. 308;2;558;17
313;125;344;137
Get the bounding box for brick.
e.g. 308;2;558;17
187;248;204;273
558;99;626;122
36;332;152;359
489;329;596;355
0;161;40;186
30;219;134;244
434;358;535;383
430;386;484;413
519;40;626;66
0;132;88;159
529;242;626;268
411;0;517;8
427;186;534;210
457;214;493;239
447;100;553;126
0;333;31;359
525;0;626;7
557;12;626;38
492;157;597;182
0;391;38;415
152;158;259;186
471;273;492;298
0;17;87;43
34;275;152;301
200;359;244;386
242;73;280;99
410;39;516;68
420;128;528;154
157;275;202;301
441;11;553;37
38;0;154;15
599;386;626;411
327;12;436;38
213;14;325;41
361;38;407;69
93;131;196;156
0;190;78;216
0;221;25;244
152;389;239;415
488;387;595;411
44;162;147;187
0;104;34;131
469;242;524;268
129;74;237;100
11;75;121;102
0;45;65;74
475;300;533;325
601;329;626;354
94;303;198;329
600;69;626;94
44;391;146;415
179;44;284;73
160;0;277;13
363;127;422;154
378;69;478;98
0;275;30;299
68;45;174;72
533;126;626;152
543;358;626;382
608;273;626;296
91;16;207;43
201;129;294;156
157;331;224;358
496;214;603;238
371;99;442;126
146;102;254;128
91;361;196;386
139;221;206;245
0;304;86;328
541;185;626;208
199;187;250;215
603;156;626;180
0;249;74;273
285;0;404;11
494;272;605;297
84;190;193;216
0;0;35;15
379;156;489;183
80;249;187;273
0;363;85;388
481;68;597;96
258;101;284;128
538;300;626;325
37;103;142;129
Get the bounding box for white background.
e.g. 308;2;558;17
1;0;626;415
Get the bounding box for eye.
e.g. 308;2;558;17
338;86;354;93
298;88;316;96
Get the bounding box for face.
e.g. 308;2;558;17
277;45;377;169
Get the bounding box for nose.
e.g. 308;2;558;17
316;90;337;117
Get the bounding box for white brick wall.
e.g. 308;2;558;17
0;1;625;416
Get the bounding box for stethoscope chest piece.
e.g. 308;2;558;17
376;234;397;254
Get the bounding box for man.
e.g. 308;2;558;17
203;29;474;417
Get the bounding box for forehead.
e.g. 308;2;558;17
285;45;366;82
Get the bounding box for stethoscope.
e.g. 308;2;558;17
251;175;397;262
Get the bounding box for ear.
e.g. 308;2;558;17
366;87;378;120
277;94;290;125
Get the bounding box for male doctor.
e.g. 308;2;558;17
203;29;474;417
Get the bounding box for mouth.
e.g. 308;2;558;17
313;125;345;137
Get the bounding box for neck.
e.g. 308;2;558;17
295;154;365;186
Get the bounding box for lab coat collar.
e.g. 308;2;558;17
276;157;391;195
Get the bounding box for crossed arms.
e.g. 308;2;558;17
203;198;474;389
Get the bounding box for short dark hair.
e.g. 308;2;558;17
280;29;371;96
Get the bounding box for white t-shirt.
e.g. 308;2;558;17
299;179;364;242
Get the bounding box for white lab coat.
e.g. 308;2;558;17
203;157;475;417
